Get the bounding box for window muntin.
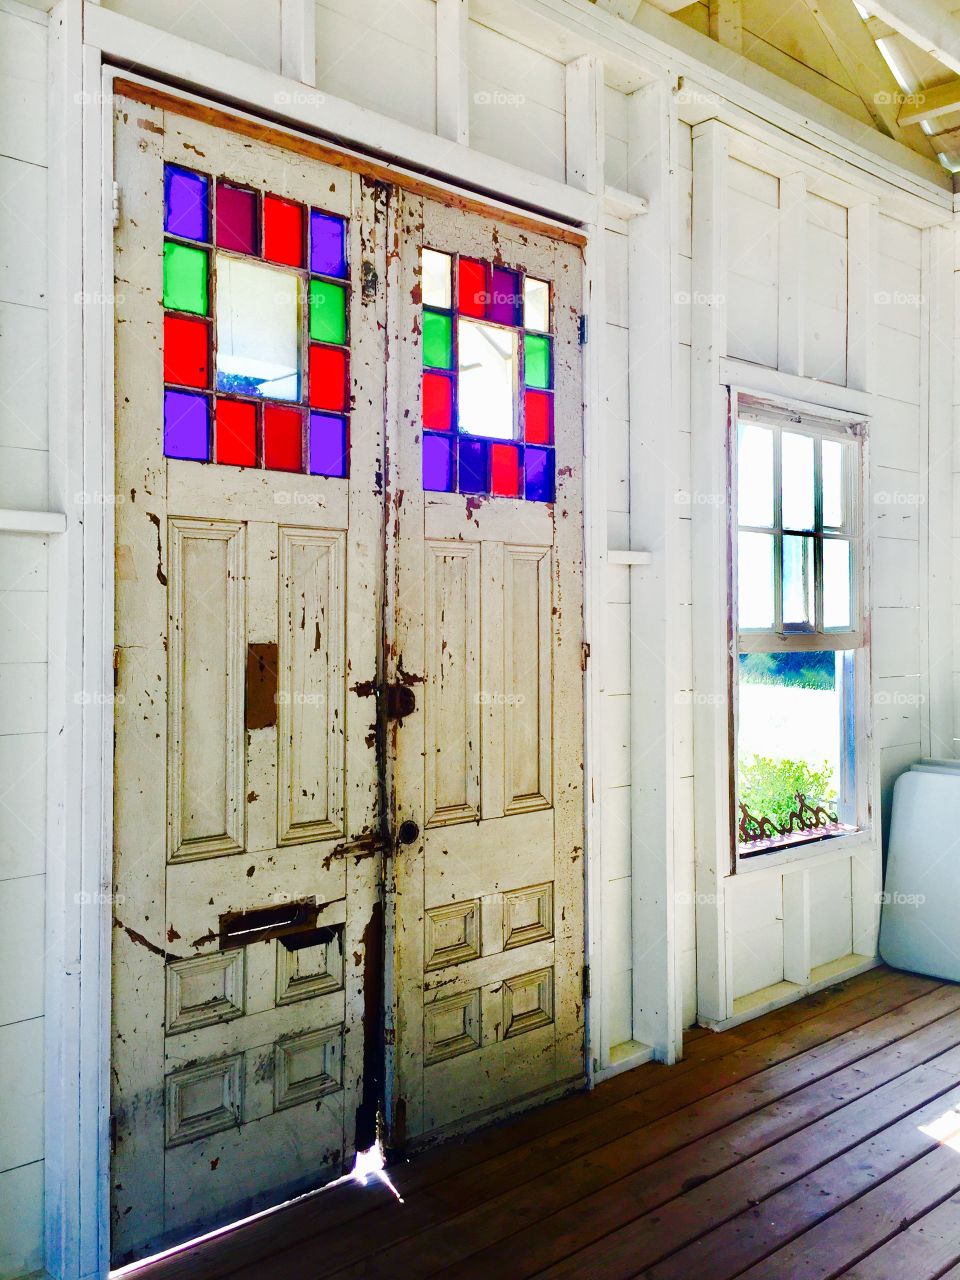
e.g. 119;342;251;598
734;410;863;858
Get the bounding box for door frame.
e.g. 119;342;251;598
49;48;599;1280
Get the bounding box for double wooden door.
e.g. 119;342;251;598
111;95;585;1266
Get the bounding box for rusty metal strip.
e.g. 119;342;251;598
112;78;589;249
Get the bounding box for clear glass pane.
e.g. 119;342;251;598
823;538;852;629
781;432;814;530
458;318;517;440
737;423;774;528
737;650;844;846
523;277;550;332
215;255;300;400
782;533;814;628
738;531;774;629
422;249;452;309
822;439;844;528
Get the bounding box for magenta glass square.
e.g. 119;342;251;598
164;389;209;460
164;165;209;242
309;412;348;477
524;445;554;502
311;210;347;278
216;182;258;254
459;438;489;494
423;433;455;492
489;266;520;325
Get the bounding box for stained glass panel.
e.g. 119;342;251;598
164;315;209;388
163;242;208;315
310;210;347;278
459;259;487;318
215;398;257;467
458;319;516;440
423;310;453;369
491;442;521;497
164;166;209;242
459;438;489;494
309;412;348;478
164;390;209;461
524;445;554;503
309;278;347;345
308;345;348;411
263;195;304;267
524;334;551;389
423;433;455;492
489;267;520;326
524;390;552;444
523;278;550;332
422;249;452;308
216;182;258;254
263;405;303;472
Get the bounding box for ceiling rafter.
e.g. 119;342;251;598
865;0;960;78
898;77;960;126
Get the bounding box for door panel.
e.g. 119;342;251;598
385;191;586;1149
111;100;386;1264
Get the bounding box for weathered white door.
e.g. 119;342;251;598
111;100;386;1263
385;192;586;1146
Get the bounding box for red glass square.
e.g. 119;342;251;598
215;398;257;467
422;372;453;430
491;443;521;497
263;405;303;472
216;181;258;254
459;258;487;318
309;345;348;411
263;195;304;267
164;314;209;388
525;390;553;444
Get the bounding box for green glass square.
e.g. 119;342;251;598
423;308;453;370
163;240;208;315
524;334;551;389
310;278;347;345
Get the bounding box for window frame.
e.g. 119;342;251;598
729;394;871;869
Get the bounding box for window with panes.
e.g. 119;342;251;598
733;404;864;857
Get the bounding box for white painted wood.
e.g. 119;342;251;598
708;0;742;52
781;868;810;985
565;55;605;194
868;0;960;79
607;548;652;565
436;0;468;145
0;508;66;533
847;200;879;393
110;102;385;1265
777;172;805;377
690;120;732;1024
280;0;315;85
386;191;586;1145
625;78;680;1063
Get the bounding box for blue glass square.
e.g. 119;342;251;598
309;412;348;477
423;433;455;492
164;165;209;242
459;438;488;494
524;446;554;502
164;389;209;460
311;210;348;278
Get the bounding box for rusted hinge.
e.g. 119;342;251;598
113;646;121;688
578;314;588;346
110;1113;118;1155
582;964;591;999
581;641;590;672
112;181;121;230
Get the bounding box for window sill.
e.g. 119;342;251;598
733;826;871;875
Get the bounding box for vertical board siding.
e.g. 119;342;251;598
467;20;565;182
0;9;48;1278
103;0;282;71
316;0;437;134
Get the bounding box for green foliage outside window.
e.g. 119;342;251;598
738;754;837;835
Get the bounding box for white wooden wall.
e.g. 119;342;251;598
0;5;49;1276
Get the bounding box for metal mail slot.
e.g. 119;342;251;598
219;900;319;950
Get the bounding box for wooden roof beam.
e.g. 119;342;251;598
898;77;960;125
866;0;960;78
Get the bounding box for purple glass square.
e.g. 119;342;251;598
164;165;209;242
309;412;348;477
423;433;455;492
164;390;209;460
311;210;347;278
216;182;258;254
459;438;489;494
489;267;520;326
524;446;554;502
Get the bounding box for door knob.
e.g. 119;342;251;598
397;820;419;846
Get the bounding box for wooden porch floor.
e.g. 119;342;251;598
137;965;960;1280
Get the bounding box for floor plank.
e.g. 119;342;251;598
130;967;959;1280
